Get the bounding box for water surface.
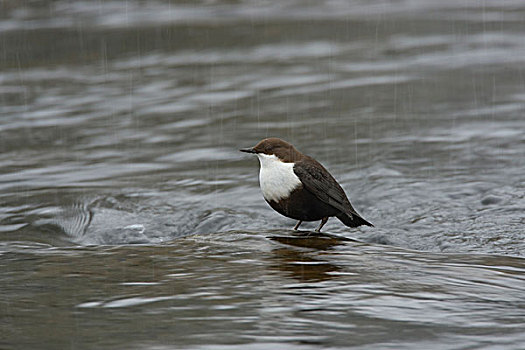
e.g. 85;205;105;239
1;1;524;349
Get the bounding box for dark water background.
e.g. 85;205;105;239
1;1;524;349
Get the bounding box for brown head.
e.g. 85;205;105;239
240;138;303;163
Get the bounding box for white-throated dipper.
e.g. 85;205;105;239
240;138;373;232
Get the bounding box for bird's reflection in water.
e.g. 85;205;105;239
269;230;357;249
268;231;354;282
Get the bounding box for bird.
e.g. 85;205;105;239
240;138;373;232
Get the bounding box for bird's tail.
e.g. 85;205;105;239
337;211;373;228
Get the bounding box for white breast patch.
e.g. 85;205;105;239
257;153;302;202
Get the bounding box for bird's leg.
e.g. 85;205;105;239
315;217;328;232
293;220;302;230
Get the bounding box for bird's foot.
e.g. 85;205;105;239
315;217;329;232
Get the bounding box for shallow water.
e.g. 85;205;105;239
1;1;525;349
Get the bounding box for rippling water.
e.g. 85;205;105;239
1;1;524;349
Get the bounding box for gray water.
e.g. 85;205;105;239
1;1;525;349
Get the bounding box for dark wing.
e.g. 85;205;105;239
293;157;357;215
294;158;373;227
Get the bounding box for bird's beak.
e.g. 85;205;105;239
239;147;256;154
